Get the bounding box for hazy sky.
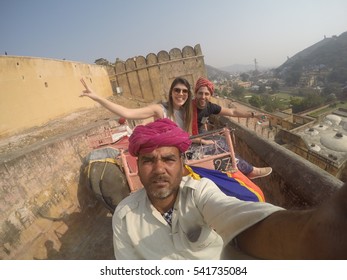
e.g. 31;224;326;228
1;0;347;68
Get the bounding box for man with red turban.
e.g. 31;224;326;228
192;77;272;179
194;76;215;96
193;77;268;131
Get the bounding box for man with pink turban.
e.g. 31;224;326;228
112;118;347;260
128;118;191;157
192;77;272;179
114;118;280;259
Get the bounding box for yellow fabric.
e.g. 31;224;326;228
184;165;201;180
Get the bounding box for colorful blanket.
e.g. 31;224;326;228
186;165;265;202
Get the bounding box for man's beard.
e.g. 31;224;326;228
196;98;207;109
150;186;177;199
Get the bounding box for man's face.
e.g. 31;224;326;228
137;146;184;201
195;86;212;109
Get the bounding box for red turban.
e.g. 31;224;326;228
128;118;192;156
194;77;215;95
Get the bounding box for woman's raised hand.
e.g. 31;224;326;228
79;78;99;100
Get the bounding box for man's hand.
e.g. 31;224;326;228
252;112;269;120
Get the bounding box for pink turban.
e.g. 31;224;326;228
128;118;192;156
194;77;215;95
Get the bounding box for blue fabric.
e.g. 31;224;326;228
162;208;173;226
189;165;262;202
236;158;253;174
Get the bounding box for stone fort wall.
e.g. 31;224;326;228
0;44;206;138
0;57;112;137
108;45;206;100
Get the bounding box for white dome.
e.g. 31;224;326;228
324;114;342;126
323;120;333;126
320;132;347;152
309;143;321;152
314;124;328;130
342;121;347;132
305;128;319;136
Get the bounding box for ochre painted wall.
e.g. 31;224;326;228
0;56;112;137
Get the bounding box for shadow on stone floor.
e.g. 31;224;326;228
37;164;115;260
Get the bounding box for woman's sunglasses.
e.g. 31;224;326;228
173;88;189;94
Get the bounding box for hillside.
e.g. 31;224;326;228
206;64;271;79
220;64;270;73
284;32;347;67
205;64;232;80
276;31;347;84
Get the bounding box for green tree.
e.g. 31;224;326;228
240;73;250;82
95;58;112;65
271;81;280;92
214;88;221;96
258;84;266;94
248;95;262;108
290;93;324;113
328;67;347;84
290;97;304;113
262;95;282;112
231;85;245;99
301;93;324;109
323;82;343;98
285;63;303;86
221;87;230;97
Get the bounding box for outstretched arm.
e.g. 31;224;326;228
79;78;163;120
237;181;347;259
219;107;268;120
